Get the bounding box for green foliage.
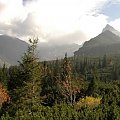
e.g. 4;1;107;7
0;64;9;88
8;66;22;90
17;38;41;109
41;63;59;106
87;69;100;97
1;47;120;119
1;38;42;117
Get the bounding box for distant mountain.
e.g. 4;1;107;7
0;35;80;66
37;43;80;61
74;24;120;56
0;35;28;65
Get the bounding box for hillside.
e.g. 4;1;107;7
0;35;28;65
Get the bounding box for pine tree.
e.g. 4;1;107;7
0;64;9;88
15;38;41;116
102;54;107;68
112;65;119;80
53;59;61;78
60;53;80;104
41;62;59;106
87;68;99;97
8;66;21;90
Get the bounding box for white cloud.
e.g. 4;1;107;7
0;0;112;44
32;0;108;33
109;18;120;31
0;0;27;23
78;14;108;39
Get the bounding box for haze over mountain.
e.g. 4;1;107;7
0;35;80;65
37;43;80;61
74;24;120;56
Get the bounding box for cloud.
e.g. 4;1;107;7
11;14;41;37
22;0;38;6
0;0;115;45
109;18;120;31
0;3;6;12
0;13;45;42
78;14;108;39
109;0;120;4
0;0;27;23
47;31;87;45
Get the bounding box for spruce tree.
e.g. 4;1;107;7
102;55;107;68
87;68;99;97
60;53;80;104
41;62;59;106
0;64;9;88
15;38;41;116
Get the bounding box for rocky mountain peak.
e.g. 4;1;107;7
102;24;120;37
102;24;116;32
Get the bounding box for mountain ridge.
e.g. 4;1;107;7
74;25;120;56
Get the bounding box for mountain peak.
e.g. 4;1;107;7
102;24;115;32
102;24;120;37
74;24;120;56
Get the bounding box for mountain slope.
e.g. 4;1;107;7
0;35;28;65
74;25;120;56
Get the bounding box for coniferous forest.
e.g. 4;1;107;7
0;38;120;120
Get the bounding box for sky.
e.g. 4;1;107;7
0;0;120;45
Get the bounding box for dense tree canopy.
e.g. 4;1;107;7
0;39;120;119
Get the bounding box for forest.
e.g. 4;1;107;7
0;38;120;120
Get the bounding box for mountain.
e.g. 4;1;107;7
74;24;120;56
0;35;80;66
102;24;120;37
37;43;80;61
0;35;28;65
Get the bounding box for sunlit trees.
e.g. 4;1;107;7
60;53;80;104
0;83;10;107
76;96;101;108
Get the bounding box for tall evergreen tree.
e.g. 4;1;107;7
112;65;119;80
8;66;21;91
41;62;59;106
102;54;107;68
20;39;41;105
87;68;99;97
12;38;41;116
60;53;80;104
0;64;9;88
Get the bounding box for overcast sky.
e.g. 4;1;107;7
0;0;120;45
